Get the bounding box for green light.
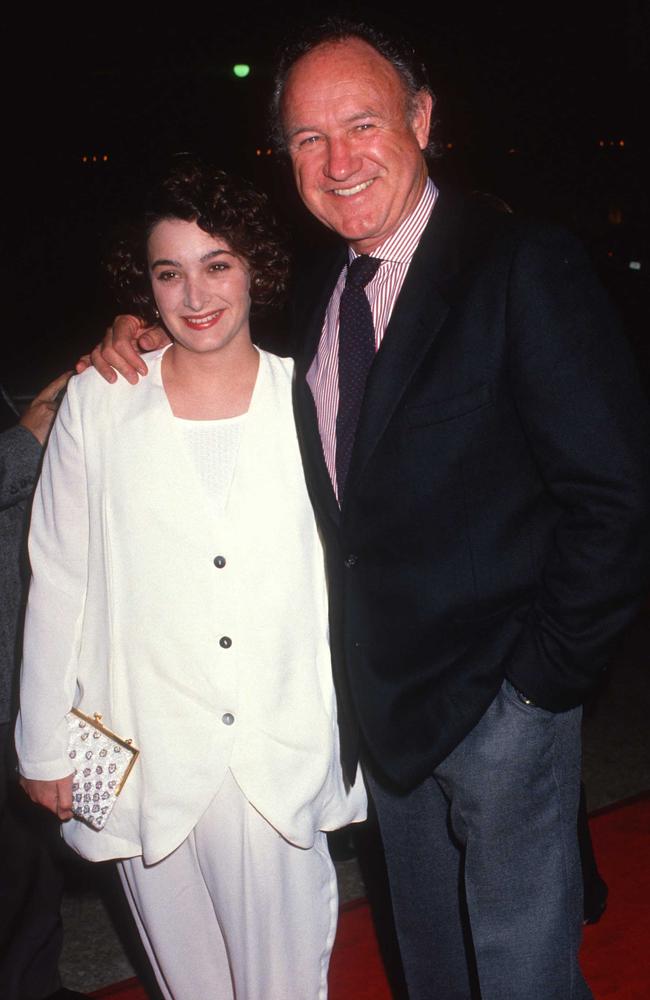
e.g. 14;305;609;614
233;64;250;79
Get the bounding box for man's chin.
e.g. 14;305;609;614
323;216;384;252
312;203;379;244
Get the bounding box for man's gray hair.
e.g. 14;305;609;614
270;17;439;157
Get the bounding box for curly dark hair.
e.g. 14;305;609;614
270;17;438;157
106;160;290;326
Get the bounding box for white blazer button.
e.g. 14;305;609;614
221;713;235;726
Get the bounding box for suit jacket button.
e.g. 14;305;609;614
344;554;358;569
219;636;232;649
213;555;226;568
221;713;235;726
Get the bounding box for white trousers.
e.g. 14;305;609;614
118;771;339;1000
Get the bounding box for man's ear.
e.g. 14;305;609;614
411;90;434;151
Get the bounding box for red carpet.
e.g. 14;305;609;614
92;796;650;999
579;795;650;999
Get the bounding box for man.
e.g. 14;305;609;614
90;20;650;1000
1;373;89;1000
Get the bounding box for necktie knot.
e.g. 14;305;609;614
346;255;381;290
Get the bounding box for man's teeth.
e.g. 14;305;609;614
333;179;374;197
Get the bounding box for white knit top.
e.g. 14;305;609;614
176;414;246;513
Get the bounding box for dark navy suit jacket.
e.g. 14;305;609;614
292;189;650;789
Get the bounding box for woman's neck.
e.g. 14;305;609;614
161;339;260;420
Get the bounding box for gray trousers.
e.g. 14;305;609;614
367;679;592;1000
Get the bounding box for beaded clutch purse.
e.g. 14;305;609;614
65;709;139;831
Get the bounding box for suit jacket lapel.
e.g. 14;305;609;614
345;191;461;498
294;249;346;376
292;190;466;517
293;250;347;526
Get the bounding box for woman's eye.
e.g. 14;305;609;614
156;270;177;282
209;262;228;273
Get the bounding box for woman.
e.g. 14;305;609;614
16;161;366;1000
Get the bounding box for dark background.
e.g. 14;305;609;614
4;1;649;394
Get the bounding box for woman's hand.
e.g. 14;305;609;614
20;773;75;821
75;315;171;384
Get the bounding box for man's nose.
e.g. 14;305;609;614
324;137;361;181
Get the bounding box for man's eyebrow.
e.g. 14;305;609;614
345;110;381;124
287;110;381;142
285;123;320;142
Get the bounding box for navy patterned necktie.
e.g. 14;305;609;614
336;254;381;498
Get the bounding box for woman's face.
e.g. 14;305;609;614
147;218;252;358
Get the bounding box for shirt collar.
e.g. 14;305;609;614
348;176;438;266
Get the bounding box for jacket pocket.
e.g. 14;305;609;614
406;383;493;428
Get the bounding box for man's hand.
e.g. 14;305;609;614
19;371;72;445
20;773;75;821
76;315;171;384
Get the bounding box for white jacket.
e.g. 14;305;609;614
16;348;365;863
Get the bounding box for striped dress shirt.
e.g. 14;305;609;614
307;177;438;499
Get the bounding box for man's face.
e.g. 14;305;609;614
281;37;432;255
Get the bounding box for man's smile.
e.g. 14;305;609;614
332;178;375;197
